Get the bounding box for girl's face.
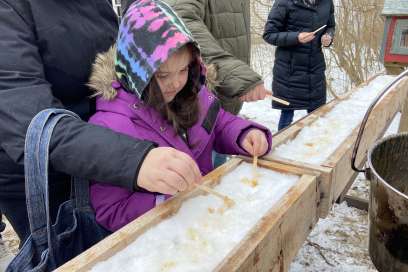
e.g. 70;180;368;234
155;47;192;103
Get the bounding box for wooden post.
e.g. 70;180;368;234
385;65;405;76
399;91;408;132
343;195;369;211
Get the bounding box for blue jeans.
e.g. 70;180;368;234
0;211;5;239
212;151;227;168
278;108;318;131
278;110;295;130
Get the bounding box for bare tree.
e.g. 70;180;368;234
326;0;384;93
250;0;275;80
250;0;385;95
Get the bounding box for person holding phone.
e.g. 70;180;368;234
263;0;335;130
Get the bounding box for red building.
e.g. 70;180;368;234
381;0;408;74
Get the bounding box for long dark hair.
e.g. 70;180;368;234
142;44;201;134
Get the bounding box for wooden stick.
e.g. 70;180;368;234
252;155;258;178
312;24;327;35
265;91;290;105
195;183;235;207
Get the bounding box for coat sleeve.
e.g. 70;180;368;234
0;1;155;191
212;104;272;156
90;183;157;232
323;0;336;46
263;0;300;47
168;0;263;102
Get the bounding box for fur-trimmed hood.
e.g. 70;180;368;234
88;45;118;101
88;0;220;100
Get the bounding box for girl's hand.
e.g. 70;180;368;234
321;34;332;47
137;147;202;195
241;129;269;157
298;32;315;43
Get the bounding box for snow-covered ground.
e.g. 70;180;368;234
0;219;19;271
290;202;377;272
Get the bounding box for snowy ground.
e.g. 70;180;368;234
0;219;19;271
290;202;377;272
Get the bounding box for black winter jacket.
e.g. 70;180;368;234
263;0;335;110
0;0;155;197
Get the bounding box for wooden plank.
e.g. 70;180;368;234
240;156;322;177
336;159;365;203
343;195;369;211
215;175;318;272
262;74;408;218
385;65;405;75
262;74;382;217
56;158;243;272
57;159;319;272
281;176;318;270
265;99;338;218
254;156;333;218
324;77;408;202
261;101;340;219
271;100;338;148
399;86;408;132
241;156;333;217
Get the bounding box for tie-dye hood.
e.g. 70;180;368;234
115;0;198;98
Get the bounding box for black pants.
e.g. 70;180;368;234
0;150;70;246
0;210;6;234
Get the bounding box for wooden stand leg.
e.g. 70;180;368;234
343;195;369;211
399;93;408;133
385;65;404;76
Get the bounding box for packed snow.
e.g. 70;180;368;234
240;80;403;272
271;75;396;165
91;162;299;272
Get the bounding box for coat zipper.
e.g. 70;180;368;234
106;0;121;24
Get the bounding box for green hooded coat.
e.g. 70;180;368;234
162;0;263;114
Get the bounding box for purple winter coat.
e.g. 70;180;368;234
89;86;272;231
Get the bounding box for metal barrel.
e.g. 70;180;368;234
367;132;408;272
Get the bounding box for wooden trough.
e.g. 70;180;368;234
264;75;408;218
56;73;408;271
57;158;319;272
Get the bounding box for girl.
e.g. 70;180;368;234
87;0;272;232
